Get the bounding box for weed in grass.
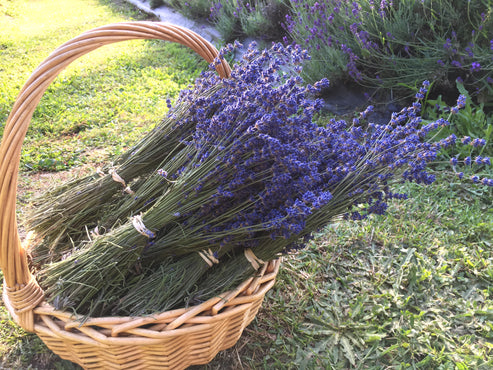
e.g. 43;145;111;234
273;178;492;369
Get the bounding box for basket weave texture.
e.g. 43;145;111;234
0;22;280;369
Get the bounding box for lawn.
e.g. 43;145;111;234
0;0;206;172
1;0;492;369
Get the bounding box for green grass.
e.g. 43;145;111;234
0;0;207;171
201;175;493;369
1;1;492;369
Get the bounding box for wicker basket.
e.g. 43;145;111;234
0;22;280;369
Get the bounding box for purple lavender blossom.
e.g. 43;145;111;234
481;178;493;186
472;138;486;147
456;95;466;109
443;38;452;50
360;105;374;119
471;62;481;72
413;82;428;100
209;2;222;20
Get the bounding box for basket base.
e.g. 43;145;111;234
13;260;280;370
35;299;264;369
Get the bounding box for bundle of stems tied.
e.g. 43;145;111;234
27;81;225;264
30;41;492;318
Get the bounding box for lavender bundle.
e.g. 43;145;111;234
38;42;316;315
35;42;492;318
27;82;226;262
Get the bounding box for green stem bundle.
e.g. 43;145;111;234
28;84;225;260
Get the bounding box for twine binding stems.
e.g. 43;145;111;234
198;249;219;267
131;214;156;239
90;226;100;238
109;168;134;194
244;248;265;270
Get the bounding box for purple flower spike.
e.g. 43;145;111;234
456;95;466;109
471;62;481;72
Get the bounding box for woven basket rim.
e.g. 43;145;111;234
3;259;280;343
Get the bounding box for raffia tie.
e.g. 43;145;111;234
198;248;219;267
109;168;134;194
244;248;265;270
91;226;100;237
131;214;156;239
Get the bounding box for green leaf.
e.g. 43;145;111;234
364;333;387;343
455;362;469;370
340;337;356;366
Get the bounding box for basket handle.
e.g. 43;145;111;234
0;22;231;331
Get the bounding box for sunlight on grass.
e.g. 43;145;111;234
1;0;208;172
0;0;127;91
1;0;207;367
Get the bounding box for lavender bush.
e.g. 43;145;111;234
285;0;493;100
210;0;289;41
141;0;493;105
151;0;289;42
